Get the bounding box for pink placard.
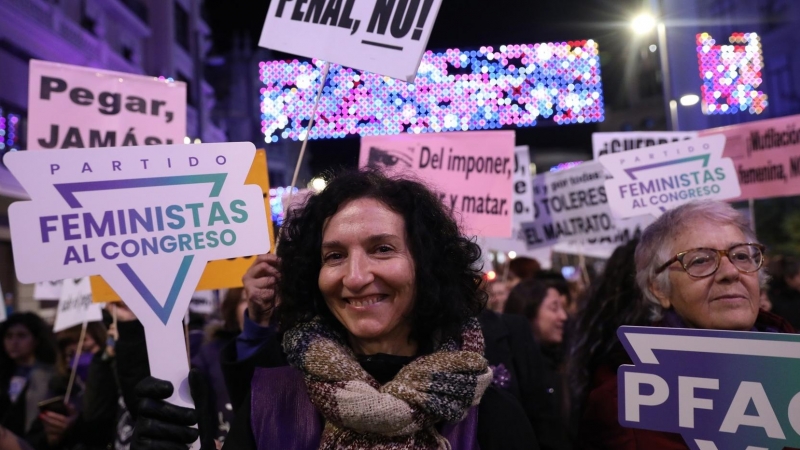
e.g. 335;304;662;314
699;114;800;201
360;131;515;237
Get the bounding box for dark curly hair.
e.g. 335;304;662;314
0;312;57;385
275;169;486;349
567;239;649;425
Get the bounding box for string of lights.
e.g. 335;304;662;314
696;32;767;115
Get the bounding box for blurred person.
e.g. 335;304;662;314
768;256;800;328
509;256;541;284
1;425;34;450
0;313;57;441
567;240;648;442
504;280;570;431
130;170;538;450
575;201;792;449
191;288;246;444
485;279;511;313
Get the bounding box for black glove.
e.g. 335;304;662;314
131;371;214;450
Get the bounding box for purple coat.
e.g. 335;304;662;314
249;366;480;450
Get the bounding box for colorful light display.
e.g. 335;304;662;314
696;32;767;115
268;186;299;226
260;41;605;142
0;106;21;153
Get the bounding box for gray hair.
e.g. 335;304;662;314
634;201;763;321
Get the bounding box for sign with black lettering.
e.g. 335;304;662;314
600;135;741;218
699;113;800;201
258;0;442;82
359;131;515;237
53;277;101;333
27;60;186;151
593;131;697;159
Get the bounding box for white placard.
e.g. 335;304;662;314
259;0;443;82
33;280;63;300
6;143;270;409
188;290;216;315
27;60;186;151
599;135;741;218
53;278;102;333
544;161;615;241
512;146;535;225
592;131;698;159
519;173;560;250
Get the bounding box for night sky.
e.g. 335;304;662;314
204;0;649;174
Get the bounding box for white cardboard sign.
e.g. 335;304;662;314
359;131;515;238
599;135;741;218
592;131;697;159
259;0;443;82
27;60;186;151
6;143;270;408
53;277;102;333
519;173;560;250
33;280;64;300
512;146;535;225
543;161;615;241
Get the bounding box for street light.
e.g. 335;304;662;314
631;13;656;35
679;94;700;106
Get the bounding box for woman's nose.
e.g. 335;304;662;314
343;252;374;290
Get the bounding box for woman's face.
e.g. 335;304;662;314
653;222;760;331
4;324;36;365
318;198;417;356
533;288;568;345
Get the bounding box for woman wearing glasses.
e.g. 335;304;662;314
574;201;794;450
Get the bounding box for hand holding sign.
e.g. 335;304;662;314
6;143;270;409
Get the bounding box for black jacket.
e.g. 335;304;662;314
478;310;570;450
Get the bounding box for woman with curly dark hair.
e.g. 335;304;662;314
131;169;537;450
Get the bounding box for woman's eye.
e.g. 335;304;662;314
376;245;394;253
323;253;343;262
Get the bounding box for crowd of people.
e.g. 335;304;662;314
1;169;799;450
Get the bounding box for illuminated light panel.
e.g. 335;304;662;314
696;32;768;115
268;186;299;226
260;41;605;142
550;161;584;172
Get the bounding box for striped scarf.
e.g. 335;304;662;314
283;318;493;450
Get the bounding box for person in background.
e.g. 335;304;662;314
485;279;511;313
768;255;800;328
505;279;570;429
191;288;246;444
509;256;542;285
567;240;648;442
0;313;57;444
575;201;792;450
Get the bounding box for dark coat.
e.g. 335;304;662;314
574;310;796;450
478;310;570;450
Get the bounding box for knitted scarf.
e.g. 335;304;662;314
283;318;493;450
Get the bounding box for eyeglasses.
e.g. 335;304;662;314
655;243;765;278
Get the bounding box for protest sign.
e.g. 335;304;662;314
33;279;63;300
553;215;654;259
53;278;102;333
512;146;535;225
89;149;277;302
600;135;741;218
617;326;800;450
519;173;560;250
27;60;186;151
699;114;800;201
540;161;616;241
259;0;442;82
188;290;216;315
6;143;270;408
592;131;698;159
360;131;515;237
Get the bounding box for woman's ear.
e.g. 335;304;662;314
649;278;672;309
